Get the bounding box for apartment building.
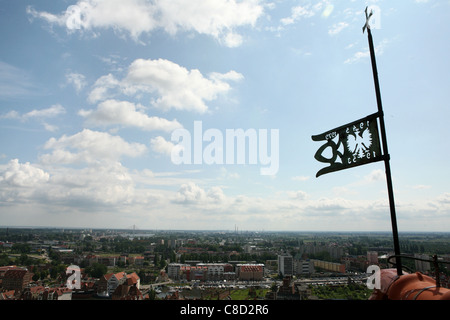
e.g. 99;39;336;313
278;254;293;276
236;264;264;281
294;259;314;275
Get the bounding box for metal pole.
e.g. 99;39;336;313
366;24;403;275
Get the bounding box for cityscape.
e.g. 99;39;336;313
1;226;449;302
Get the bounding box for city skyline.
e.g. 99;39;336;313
1;1;449;232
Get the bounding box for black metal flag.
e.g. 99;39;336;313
312;112;383;177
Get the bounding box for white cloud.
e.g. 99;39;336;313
365;169;385;182
27;0;159;39
47;162;136;206
287;190;308;200
222;32;244;48
281;5;315;25
66;72;87;93
150;136;175;156
26;0;264;47
40;129;147;165
88;58;243;113
1;159;49;187
0;110;20;120
0;159;139;207
344;38;390;64
24;104;65;119
88;74;120;103
173;182;226;205
2;104;65;121
79;99;182;132
328;22;348;36
280;1;334;26
43;123;59;132
1;104;65;132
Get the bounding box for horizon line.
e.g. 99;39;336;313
0;225;449;234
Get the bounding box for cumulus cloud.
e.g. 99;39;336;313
47;162;136;206
0;131;148;207
26;0;264;47
88;58;243;113
0;159;140;207
174;182;226;205
40;129;147;165
79;99;182;132
0;159;49;187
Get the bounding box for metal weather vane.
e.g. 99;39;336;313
312;7;403;275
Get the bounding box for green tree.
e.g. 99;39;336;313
86;263;107;278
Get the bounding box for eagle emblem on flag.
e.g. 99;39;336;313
312;113;383;177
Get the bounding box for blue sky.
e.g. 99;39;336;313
0;0;449;232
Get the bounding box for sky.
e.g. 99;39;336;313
0;0;449;232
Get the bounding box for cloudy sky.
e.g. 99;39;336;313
0;0;449;232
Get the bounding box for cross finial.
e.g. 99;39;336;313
363;6;373;34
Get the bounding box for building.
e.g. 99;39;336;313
236;264;264;281
168;262;237;281
278;255;293;276
294;259;314;275
168;263;184;280
196;263;233;281
2;269;33;292
180;265;207;281
313;260;346;273
112;283;143;300
414;254;431;273
98;256;117;267
21;286;72;300
0;290;16;300
0;265;18;279
367;251;379;265
97;272;127;296
126;272;141;289
277;276;299;300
